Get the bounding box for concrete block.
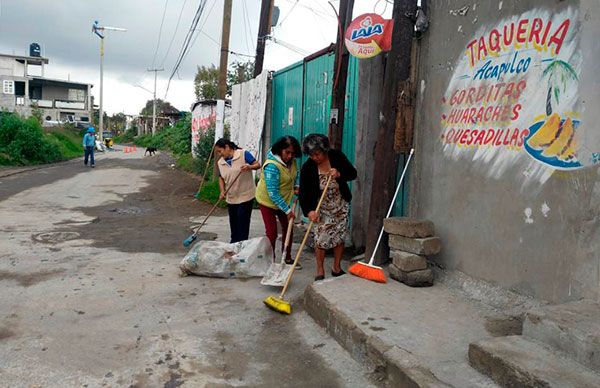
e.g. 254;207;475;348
384;217;435;238
389;235;441;255
304;284;371;366
469;336;600;388
305;284;450;387
389;264;433;287
523;300;600;373
390;250;427;272
484;314;524;337
383;346;452;388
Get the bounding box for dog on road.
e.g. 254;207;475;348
145;147;157;156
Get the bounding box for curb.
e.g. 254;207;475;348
0;158;82;179
304;284;451;387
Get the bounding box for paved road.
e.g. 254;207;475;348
0;147;376;387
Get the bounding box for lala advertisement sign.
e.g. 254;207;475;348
344;13;393;59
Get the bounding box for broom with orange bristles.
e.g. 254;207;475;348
349;148;415;283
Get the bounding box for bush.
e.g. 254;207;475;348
0;113;83;165
196;179;226;208
113;126;137;143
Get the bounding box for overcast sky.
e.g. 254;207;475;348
0;0;391;115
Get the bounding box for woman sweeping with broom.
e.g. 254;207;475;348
299;134;357;281
255;136;302;267
214;138;260;243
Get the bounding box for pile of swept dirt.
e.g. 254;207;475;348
67;153;226;254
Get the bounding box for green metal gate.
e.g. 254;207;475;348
271;61;304;144
271;51;358;165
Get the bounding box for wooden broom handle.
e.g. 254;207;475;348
280;174;333;297
193;169;244;235
197;146;215;195
279;199;298;264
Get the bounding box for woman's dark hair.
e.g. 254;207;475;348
302;133;330;155
271;136;301;157
215;138;240;150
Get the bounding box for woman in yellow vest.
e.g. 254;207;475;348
256;136;301;267
215;138;260;243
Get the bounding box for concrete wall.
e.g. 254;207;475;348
410;0;600;303
0;57;25;77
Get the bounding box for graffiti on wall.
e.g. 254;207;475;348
191;105;216;156
440;8;594;184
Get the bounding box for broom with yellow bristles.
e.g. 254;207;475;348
349;148;414;283
263;174;332;315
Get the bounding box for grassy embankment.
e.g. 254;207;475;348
114;114;224;207
0;113;84;166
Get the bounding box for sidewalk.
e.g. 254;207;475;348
303;270;513;387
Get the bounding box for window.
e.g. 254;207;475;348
3;80;14;94
68;88;85;102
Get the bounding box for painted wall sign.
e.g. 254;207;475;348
344;13;393;59
191;104;216;156
440;8;595;183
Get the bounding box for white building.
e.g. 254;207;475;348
0;51;93;126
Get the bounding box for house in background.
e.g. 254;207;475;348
0;44;94;126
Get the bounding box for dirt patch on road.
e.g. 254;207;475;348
0;268;66;287
67;153;224;254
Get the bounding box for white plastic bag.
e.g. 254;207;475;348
180;237;273;278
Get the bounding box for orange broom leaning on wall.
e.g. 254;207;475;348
349;148;415;283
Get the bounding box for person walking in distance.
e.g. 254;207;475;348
83;127;96;168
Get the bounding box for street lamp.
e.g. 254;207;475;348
92;20;126;142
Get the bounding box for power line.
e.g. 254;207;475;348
267;36;308;56
240;0;251;53
282;0;334;20
152;0;170;68
278;0;299;27
242;0;256;52
178;0;218;67
160;0;188;68
199;30;254;58
199;30;220;46
165;0;208;97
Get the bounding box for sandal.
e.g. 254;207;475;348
285;259;302;270
331;269;345;277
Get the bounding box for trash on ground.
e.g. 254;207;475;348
180;237;273;278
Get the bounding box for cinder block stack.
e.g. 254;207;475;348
383;217;441;287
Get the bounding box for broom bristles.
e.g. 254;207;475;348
349;262;387;283
263;295;291;315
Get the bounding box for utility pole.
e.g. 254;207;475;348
99;38;104;141
92;21;126;142
365;0;418;264
147;68;164;136
218;0;232;99
328;0;354;150
254;0;274;77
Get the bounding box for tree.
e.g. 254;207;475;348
227;60;255;95
193;61;255;100
194;64;219;100
108;112;127;132
140;99;178;116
